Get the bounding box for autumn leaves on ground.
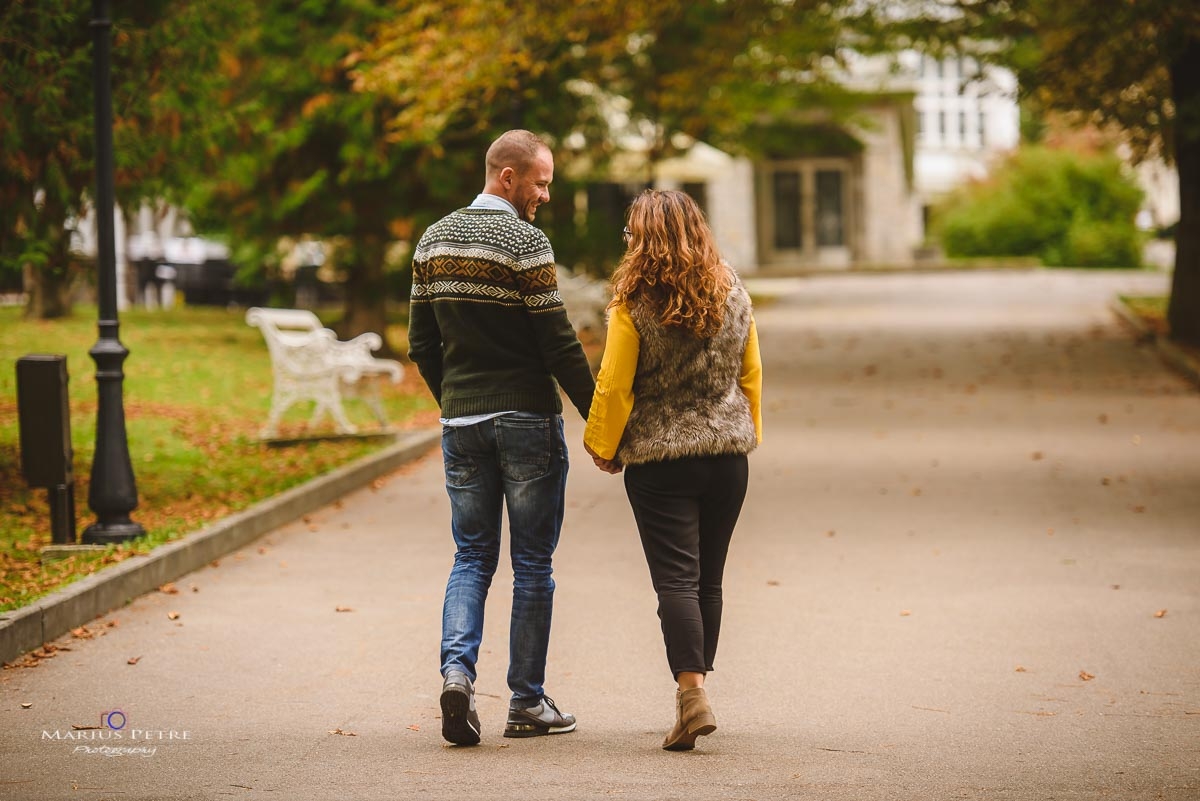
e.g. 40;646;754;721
0;305;438;613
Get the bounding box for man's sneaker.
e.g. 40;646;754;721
440;670;481;746
503;695;577;738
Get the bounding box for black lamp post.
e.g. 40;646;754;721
82;0;145;545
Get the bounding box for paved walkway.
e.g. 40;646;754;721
3;270;1197;801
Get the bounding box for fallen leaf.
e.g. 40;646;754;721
1015;666;1027;673
766;580;780;586
826;530;836;537
127;656;141;665
159;583;179;595
335;606;354;613
1031;451;1044;461
1079;670;1095;681
407;724;420;731
21;702;32;709
167;612;181;621
1098;413;1109;424
1132;505;1146;513
329;728;357;736
1154;609;1168;618
258;547;268;555
899;610;912;617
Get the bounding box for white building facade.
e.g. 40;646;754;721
625;52;1021;272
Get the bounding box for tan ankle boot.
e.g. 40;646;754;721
662;687;717;751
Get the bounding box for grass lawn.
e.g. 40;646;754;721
0;304;438;613
1119;295;1169;335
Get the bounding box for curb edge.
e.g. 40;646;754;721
1109;298;1200;389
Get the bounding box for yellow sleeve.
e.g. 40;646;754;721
583;304;639;460
741;316;763;443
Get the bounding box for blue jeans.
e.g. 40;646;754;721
439;413;568;705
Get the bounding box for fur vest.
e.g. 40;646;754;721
616;273;758;466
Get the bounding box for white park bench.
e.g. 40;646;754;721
245;307;404;438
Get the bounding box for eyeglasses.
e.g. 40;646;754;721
622;227;632;243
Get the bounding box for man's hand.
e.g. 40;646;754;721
591;454;623;474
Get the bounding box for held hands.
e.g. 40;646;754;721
584;442;623;474
592;455;623;474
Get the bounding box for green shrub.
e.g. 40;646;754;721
934;146;1144;268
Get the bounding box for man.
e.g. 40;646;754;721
408;130;595;746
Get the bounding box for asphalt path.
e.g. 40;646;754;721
2;269;1197;801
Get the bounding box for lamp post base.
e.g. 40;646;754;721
82;520;146;545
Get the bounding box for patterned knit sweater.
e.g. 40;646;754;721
408;208;595;419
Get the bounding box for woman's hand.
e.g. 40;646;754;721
585;442;623;474
591;454;623;474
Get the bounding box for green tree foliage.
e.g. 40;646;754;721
936;147;1143;267
851;0;1200;343
359;0;855;166
350;0;858;278
194;0;536;346
0;1;243;318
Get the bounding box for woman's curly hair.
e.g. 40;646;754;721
609;189;731;339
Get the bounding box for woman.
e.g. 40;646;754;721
584;189;762;751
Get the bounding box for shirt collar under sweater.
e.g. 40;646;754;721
470;193;518;216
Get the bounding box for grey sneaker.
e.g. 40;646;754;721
503;695;577;738
440;670;481;746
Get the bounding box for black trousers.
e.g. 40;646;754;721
623;453;749;678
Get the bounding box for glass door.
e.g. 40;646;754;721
759;160;853;267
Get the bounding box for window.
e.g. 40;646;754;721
681;182;708;217
815;171;845;247
771;171;802;250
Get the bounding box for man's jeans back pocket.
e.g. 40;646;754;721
443;426;480;488
495;414;554;482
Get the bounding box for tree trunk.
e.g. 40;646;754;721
22;213;75;320
1167;36;1200;345
339;235;394;357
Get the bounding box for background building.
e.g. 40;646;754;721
589;52;1022;273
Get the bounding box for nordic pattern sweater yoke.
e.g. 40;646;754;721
407;208;595;420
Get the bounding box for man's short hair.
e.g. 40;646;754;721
486;130;549;177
